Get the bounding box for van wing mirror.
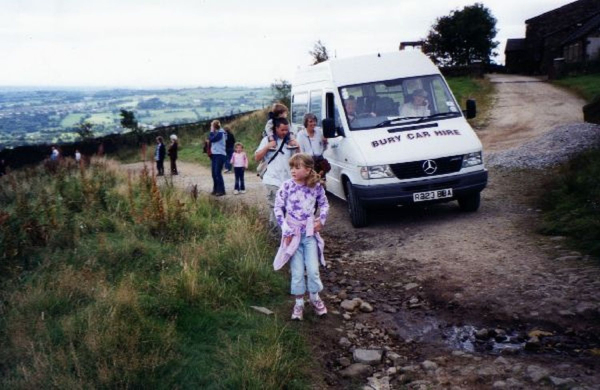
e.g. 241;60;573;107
322;118;344;138
322;118;337;138
464;99;476;119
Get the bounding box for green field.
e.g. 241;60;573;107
60;113;86;127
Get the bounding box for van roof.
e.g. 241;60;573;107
293;51;440;87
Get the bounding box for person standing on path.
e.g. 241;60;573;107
224;127;235;173
155;136;166;176
230;142;248;195
168;134;178;175
255;118;296;231
209;120;227;196
273;153;330;320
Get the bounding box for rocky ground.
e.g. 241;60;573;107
123;75;600;389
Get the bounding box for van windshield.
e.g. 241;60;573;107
340;75;461;130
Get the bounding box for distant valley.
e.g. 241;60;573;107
0;86;273;149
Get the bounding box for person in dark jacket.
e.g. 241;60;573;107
168;134;178;175
155;136;166;176
224;126;236;173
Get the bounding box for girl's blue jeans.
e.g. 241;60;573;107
234;167;245;191
290;233;323;295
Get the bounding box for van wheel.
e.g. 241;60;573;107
345;180;368;227
458;192;481;212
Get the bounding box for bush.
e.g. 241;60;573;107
539;147;600;256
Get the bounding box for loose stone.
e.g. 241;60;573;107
353;349;383;365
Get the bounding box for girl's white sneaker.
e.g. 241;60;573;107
291;304;304;320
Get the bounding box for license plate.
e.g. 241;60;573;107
413;188;453;202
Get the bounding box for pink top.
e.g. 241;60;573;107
230;151;248;168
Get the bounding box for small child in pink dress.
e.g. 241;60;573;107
230;142;248;195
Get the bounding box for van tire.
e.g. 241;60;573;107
345;180;368;227
458;192;481;212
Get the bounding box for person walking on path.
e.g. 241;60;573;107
273;153;330;320
255;118;296;231
209;120;227;196
50;146;60;161
224;127;235;173
155;136;166;176
168;134;178;175
230;142;248;195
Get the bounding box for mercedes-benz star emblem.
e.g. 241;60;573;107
422;159;437;175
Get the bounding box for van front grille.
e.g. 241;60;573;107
389;155;463;179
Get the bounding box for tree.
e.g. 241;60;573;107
309;40;329;65
423;3;498;67
270;79;291;108
75;122;94;140
120;109;143;142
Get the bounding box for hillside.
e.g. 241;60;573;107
0;158;311;388
0;86;273;149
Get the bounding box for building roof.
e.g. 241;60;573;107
525;0;600;24
561;12;600;44
505;38;526;53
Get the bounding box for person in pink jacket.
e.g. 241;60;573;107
273;153;329;321
230;142;248;195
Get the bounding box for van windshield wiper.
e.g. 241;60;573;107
416;111;461;122
374;116;422;128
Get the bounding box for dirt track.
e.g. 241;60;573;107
124;75;599;389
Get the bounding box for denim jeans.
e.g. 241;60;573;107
289;233;323;295
224;148;234;171
211;154;226;194
234;167;245;191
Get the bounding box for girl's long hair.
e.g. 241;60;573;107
289;153;321;188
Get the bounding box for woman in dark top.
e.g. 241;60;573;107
168;134;178;175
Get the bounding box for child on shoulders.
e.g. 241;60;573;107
264;103;299;150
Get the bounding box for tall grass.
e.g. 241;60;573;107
539;147;600;257
0;158;310;388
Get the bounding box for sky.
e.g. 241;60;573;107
0;0;574;88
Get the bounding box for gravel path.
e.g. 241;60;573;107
487;122;600;169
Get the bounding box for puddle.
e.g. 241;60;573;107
390;310;598;356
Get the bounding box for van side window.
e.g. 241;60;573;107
291;92;308;125
309;90;323;124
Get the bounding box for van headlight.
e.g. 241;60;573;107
462;151;483;168
360;165;394;179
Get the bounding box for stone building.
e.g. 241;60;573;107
505;0;600;74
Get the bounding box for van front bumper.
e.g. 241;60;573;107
352;170;488;207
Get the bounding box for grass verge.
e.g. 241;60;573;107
538;147;600;257
446;76;494;128
0;158;310;389
552;74;600;103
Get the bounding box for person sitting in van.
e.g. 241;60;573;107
344;95;375;122
400;89;430;117
264;103;299;150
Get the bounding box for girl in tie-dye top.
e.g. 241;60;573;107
273;153;329;321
